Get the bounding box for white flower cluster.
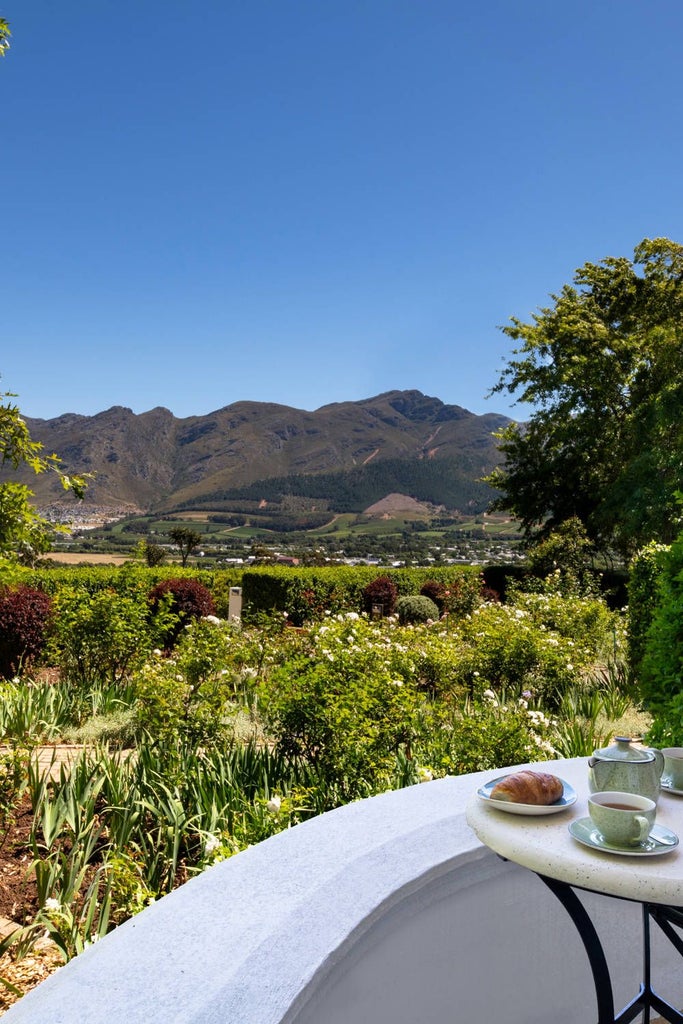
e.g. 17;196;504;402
202;615;222;626
204;834;221;857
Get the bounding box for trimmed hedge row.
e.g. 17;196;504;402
15;565;244;618
13;564;482;625
12;562;629;628
17;565;238;593
239;566;483;624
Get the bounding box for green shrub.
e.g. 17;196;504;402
456;602;599;707
510;589;620;662
49;587;153;687
19;564;243;602
647;692;683;747
261;613;420;802
408;630;468;697
132;618;237;743
628;541;670;680
413;694;557;775
640;531;683;713
524;517;597;596
61;709;138;748
0;585;53;678
396;595;440;624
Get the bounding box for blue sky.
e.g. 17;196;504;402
3;1;683;421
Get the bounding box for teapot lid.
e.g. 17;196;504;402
592;736;655;763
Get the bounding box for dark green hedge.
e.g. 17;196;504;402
9;564;482;626
15;565;245;618
240;566;483;625
482;564;629;609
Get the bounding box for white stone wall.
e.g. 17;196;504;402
4;765;681;1023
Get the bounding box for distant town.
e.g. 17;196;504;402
44;502;524;569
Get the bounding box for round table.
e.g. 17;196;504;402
466;757;683;1024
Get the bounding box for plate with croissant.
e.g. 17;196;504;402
477;769;577;815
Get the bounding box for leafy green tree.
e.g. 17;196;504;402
525;517;596;595
0;17;10;57
136;540;167;567
0;390;87;564
488;238;683;558
168;526;202;567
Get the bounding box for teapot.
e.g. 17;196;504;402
588;737;664;803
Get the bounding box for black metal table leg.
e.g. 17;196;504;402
538;874;616;1024
614;903;683;1024
643;904;683;1024
538;875;683;1024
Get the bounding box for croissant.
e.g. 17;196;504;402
490;770;563;805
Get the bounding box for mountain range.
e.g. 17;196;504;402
8;390;511;516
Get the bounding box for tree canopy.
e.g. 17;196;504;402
487;238;683;559
0;18;10;57
0;390;87;564
169;526;202;567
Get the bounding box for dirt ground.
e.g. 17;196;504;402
0;794;63;1014
42;552;131;565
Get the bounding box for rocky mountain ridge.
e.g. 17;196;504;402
6;390;511;514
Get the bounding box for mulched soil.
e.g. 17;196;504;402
0;795;62;1014
0;795;39;925
0;944;63;1015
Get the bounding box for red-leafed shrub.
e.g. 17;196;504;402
0;586;53;678
361;576;398;618
148;577;215;648
419;580;448;614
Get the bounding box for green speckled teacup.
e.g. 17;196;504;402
662;748;683;789
588;791;656;846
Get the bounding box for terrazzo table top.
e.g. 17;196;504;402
466;756;683;905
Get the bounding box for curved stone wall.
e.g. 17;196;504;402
4;761;681;1023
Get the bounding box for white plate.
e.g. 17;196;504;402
661;777;683;796
477;774;577;815
569;817;679;856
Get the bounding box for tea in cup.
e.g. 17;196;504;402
662;747;683;789
588;791;656;846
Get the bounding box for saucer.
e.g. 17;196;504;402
569;817;679;856
661;776;683;796
477;775;576;815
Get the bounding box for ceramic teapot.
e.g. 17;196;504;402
588;737;664;803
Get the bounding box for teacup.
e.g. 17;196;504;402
588;791;656;846
662;747;683;789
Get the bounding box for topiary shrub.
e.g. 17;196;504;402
0;586;53;678
361;576;398;618
148;577;216;649
397;595;440;625
419;580;448;614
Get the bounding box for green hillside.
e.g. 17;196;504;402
173;456;496;514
